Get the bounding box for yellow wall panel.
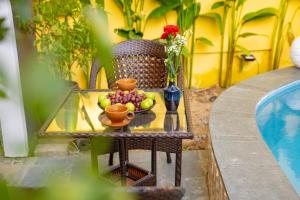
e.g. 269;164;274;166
87;0;300;89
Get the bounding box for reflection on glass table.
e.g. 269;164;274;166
43;91;189;137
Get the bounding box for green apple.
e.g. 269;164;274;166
125;102;135;112
137;90;144;95
145;92;156;100
98;95;107;102
141;98;154;110
100;98;111;109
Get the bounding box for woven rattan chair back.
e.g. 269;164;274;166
109;39;167;89
89;40;168;89
89;39;185;89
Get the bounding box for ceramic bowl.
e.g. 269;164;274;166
114;78;137;91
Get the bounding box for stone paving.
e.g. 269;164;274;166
0;149;208;200
0;87;219;199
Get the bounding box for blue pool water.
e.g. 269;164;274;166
256;80;300;196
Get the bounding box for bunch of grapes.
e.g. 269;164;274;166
107;90;146;111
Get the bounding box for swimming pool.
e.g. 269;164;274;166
256;80;300;196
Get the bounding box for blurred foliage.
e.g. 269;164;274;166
83;6;114;81
0;18;8;98
271;0;300;70
0;168;135;200
0;1;133;199
23;0;104;81
21;56;69;129
0;18;8;41
113;0;145;39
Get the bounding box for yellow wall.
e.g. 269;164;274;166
83;0;300;89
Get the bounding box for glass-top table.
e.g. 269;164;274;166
39;89;193;187
40;90;192;139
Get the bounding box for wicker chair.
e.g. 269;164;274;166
128;187;185;200
90;39;178;165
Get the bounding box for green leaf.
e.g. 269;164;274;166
128;30;142;39
211;1;225;9
95;0;104;8
113;0;123;11
200;13;223;34
154;0;180;6
180;2;201;31
79;0;91;6
236;44;251;55
238;32;258;38
181;46;191;57
196;37;214;46
242;7;277;24
236;0;247;9
0;90;6;98
147;3;181;20
114;28;130;39
183;0;193;7
287;23;295;46
238;32;268;39
0;18;8;41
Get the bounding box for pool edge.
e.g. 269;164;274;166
209;67;300;200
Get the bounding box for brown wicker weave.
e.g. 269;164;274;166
90;40;174;166
90;40;168;89
128;187;185;200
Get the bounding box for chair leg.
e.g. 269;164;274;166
109;153;114;166
151;139;157;185
166;152;172;163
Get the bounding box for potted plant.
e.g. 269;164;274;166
160;25;188;111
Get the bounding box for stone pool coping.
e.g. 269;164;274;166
209;67;300;199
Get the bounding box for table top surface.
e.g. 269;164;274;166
40;89;192;139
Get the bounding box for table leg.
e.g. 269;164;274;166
151;139;157;185
118;139;126;186
175;152;182;186
175;140;182;186
108;153;114;166
124;138;129;162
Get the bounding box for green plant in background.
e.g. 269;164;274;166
271;0;300;70
206;0;277;87
0;17;8;98
113;0;145;39
202;0;229;87
147;0;213;88
0;18;8;41
26;0;104;82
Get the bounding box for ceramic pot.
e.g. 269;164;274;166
163;81;181;111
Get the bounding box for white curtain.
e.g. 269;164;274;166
0;0;28;157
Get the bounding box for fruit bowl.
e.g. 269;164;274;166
97;100;156;114
98;89;156;114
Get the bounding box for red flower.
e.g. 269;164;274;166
160;25;180;40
